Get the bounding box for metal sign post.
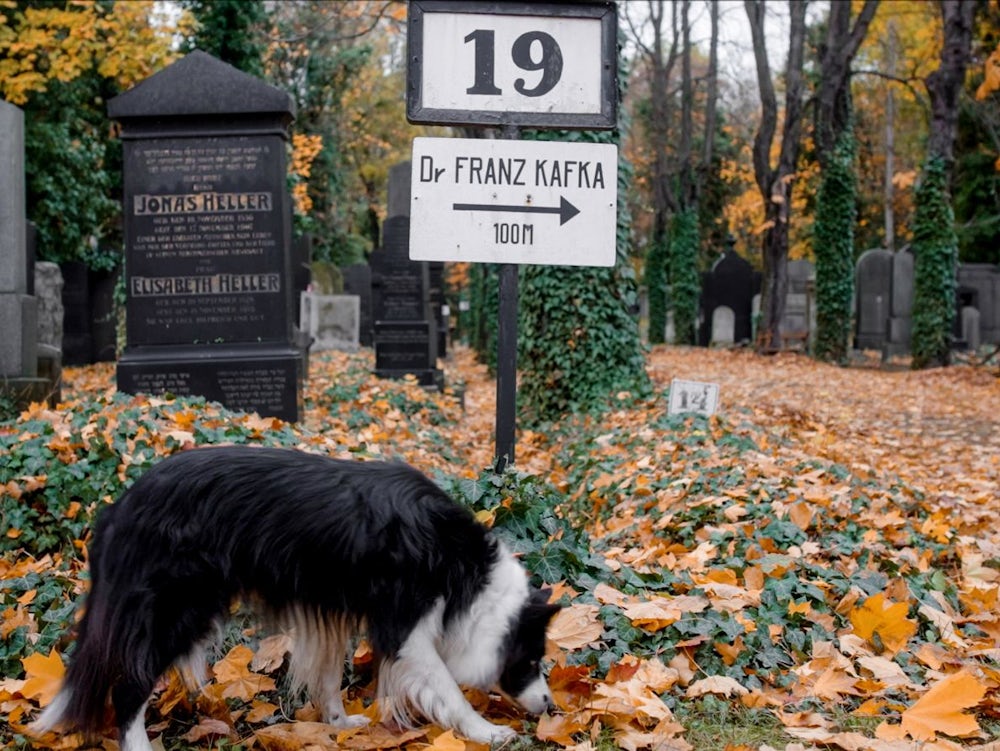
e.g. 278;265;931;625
494;124;519;473
406;0;618;471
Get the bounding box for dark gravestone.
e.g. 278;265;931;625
59;262;116;364
60;261;93;365
370;216;441;386
855;248;893;350
109;50;303;421
886;248;914;356
958;263;1000;345
341;262;373;346
428;261;448;356
292;233;313;327
698;249;760;346
953;284;979;348
90;266;119;362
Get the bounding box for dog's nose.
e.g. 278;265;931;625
543;693;555;713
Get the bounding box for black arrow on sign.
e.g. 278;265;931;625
452;196;581;225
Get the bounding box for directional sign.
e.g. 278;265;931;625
409;136;617;267
407;1;617;129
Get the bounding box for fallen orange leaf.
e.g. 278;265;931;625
849;592;916;656
429;729;467;751
535;712;589;746
548;604;603;650
212;644;276;702
21;649;64;706
899;671;987;741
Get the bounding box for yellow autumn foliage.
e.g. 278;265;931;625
0;1;192;105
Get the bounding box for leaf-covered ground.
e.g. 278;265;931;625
1;346;999;751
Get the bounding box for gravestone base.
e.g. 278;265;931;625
0;294;38;377
0;376;53;409
118;343;303;422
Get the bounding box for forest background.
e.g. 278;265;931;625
2;1;1000;750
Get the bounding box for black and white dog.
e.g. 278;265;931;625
35;446;559;749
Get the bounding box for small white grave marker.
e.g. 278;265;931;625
668;379;720;417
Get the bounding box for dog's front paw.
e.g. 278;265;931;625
460;720;517;746
324;711;371;729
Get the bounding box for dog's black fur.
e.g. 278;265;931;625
37;446;557;747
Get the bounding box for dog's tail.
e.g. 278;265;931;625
32;506;121;739
32;595;117;737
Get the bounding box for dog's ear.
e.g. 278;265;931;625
531;587;562;623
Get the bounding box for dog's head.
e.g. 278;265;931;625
498;587;561;714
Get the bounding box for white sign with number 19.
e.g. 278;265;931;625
407;1;617;129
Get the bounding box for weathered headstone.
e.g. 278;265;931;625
300;293;360;352
0;101;56;406
34;262;64;348
961;306;981;350
109;51;303;421
780;259;814;347
855;248;893;350
886;248;914;356
341;262;373;346
698;246;760;346
0;100;33;379
710;305;735;346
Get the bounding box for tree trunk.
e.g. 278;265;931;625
815;1;879;160
884;20;897;253
926;0;975;164
642;0;679;344
745;0;807;352
702;0;718;176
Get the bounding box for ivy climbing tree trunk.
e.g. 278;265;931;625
813;133;857;364
813;0;878;363
911;0;976;369
518;134;649;425
668;208;699;345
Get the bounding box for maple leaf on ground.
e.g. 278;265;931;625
256;721;339;751
182;717;232;743
548;603;604;650
587;678;675;723
536;712;591;745
245;699;279;723
20;649;64;706
848;592;917;656
620;595;709;632
808;666;862;701
684;676;748;699
211;643;276;702
898;671;987;741
427;729;469;751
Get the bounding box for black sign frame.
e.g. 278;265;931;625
407;0;618;130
